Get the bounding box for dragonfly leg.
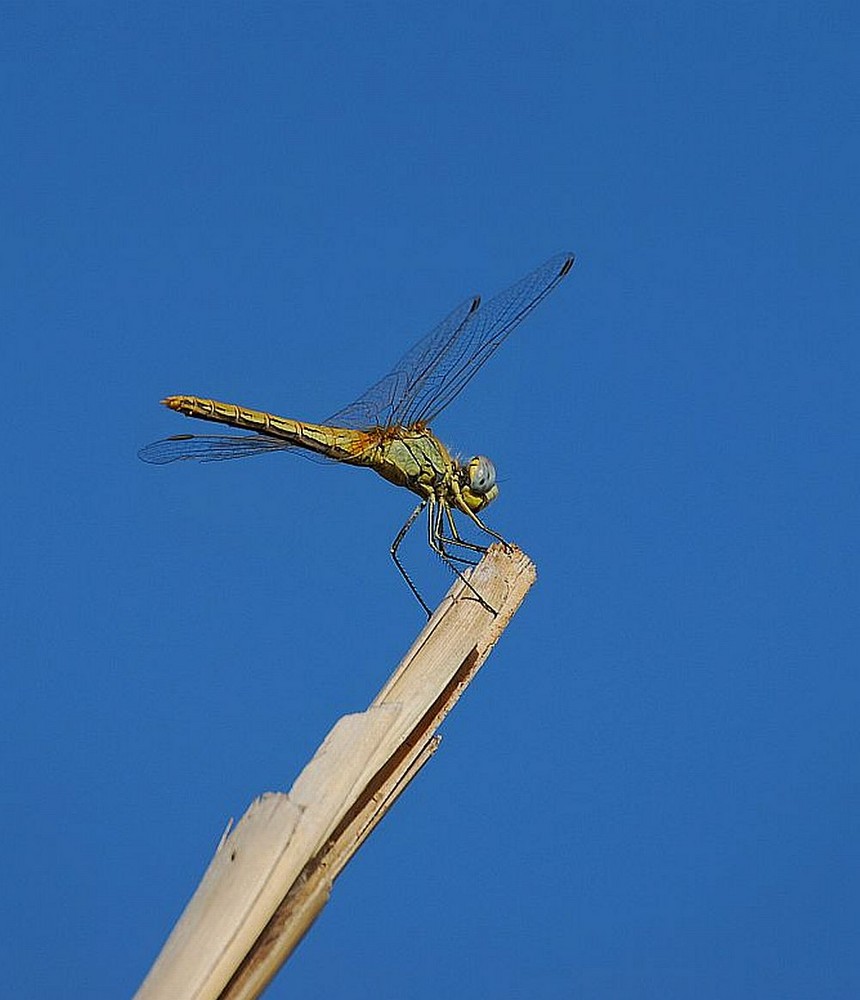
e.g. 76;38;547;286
431;509;481;566
430;503;479;566
428;500;471;563
442;506;488;560
460;505;512;551
391;500;432;616
428;500;498;615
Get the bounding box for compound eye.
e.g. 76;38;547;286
467;456;496;495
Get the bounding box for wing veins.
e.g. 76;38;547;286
403;253;575;426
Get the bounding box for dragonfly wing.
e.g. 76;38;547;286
138;433;293;464
324;294;480;429
142;254;574;451
395;253;574;427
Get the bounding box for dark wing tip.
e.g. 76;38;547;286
138;434;195;464
138;444;170;464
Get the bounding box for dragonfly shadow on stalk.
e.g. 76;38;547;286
139;253;575;616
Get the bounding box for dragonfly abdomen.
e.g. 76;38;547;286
161;395;373;462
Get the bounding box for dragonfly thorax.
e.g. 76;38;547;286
459;455;499;512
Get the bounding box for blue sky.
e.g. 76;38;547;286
3;4;858;998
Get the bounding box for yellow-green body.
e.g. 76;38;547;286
142;252;576;615
162;395;497;514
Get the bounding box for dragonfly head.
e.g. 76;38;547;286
460;455;499;511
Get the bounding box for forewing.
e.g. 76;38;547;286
325;294;480;429
141;254;574;453
397;252;575;427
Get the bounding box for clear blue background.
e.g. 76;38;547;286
3;4;857;998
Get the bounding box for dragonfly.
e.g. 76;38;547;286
139;252;575;615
